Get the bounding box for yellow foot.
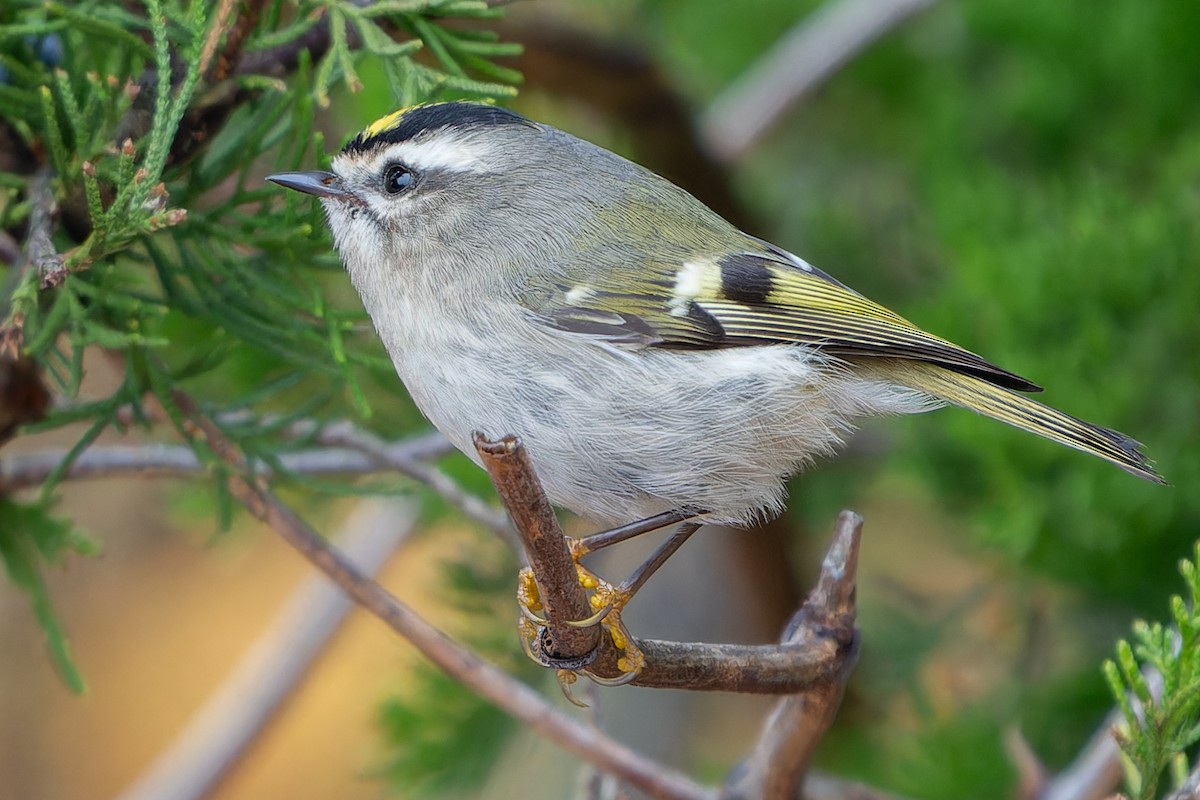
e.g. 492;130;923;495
516;566;544;622
576;563;646;685
555;669;589;708
515;551;646;687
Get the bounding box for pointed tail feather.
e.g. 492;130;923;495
876;361;1166;484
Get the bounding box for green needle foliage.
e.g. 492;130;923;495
1105;542;1200;800
0;0;518;687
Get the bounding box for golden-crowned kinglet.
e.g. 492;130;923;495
269;102;1162;527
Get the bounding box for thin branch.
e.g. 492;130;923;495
3;435;851;690
1006;727;1050;800
81;7;337;239
314;422;517;547
700;0;938;162
722;511;863;800
2;166;61;318
169;0;267;165
0;426;513;540
27;165;64;287
624;638;846;693
476;433;600;665
171;394;714;800
1037;718;1124;800
237;489;714;800
0;357;50;446
0;170;54;430
300;420;452;462
201;0;269;85
0;439;428;487
196;0;242;82
116;498;420;800
468;434;855;693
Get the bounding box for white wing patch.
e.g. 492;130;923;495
669;259;721;316
565;284;596;305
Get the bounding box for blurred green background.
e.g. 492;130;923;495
632;0;1197;603
2;1;1197;798
496;0;1198;795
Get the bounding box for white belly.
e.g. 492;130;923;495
371;297;931;526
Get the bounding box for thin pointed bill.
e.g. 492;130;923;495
266;170;357;201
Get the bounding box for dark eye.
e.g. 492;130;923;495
383;164;414;195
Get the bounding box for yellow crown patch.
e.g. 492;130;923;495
362;107;412;138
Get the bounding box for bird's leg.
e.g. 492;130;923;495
518;507;700;627
612;521;702;600
556;509;704;628
570;507;699;556
516;509;705;687
576;521;703;684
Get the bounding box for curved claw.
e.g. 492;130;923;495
518;623;539;663
557;671;590;708
582;665;641;687
523;600;612;629
519;603;549;626
563;603;613;628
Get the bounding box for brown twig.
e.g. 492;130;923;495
621;638;844;693
722;511;863;799
168;393;713;800
0;167;56;441
242;491;713;800
207;0;267;83
232;489;712;799
164;0;269;166
10;166;66;294
1007;726;1051;800
0;357;50;447
64;5;336;244
4;433;849;692
475;433;601;665
197;0;242;82
116;498;420;800
468;434;855;693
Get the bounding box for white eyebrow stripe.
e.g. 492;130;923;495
382;135;486;173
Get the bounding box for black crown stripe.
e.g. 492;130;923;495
343;102;532;154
